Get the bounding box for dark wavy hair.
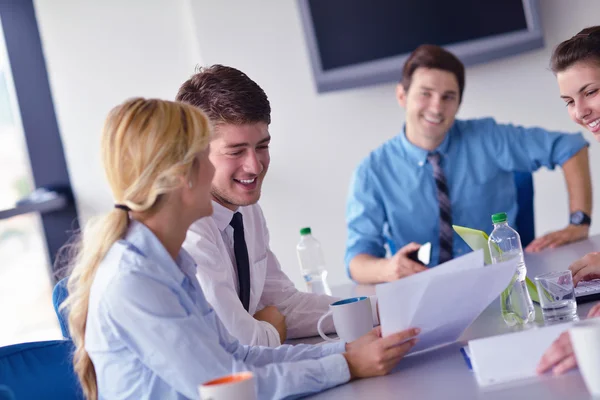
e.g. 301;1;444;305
176;65;271;125
551;26;600;74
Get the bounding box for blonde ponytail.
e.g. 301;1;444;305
61;98;212;399
64;209;129;400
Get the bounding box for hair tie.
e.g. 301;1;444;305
575;28;600;40
575;33;590;39
114;204;130;212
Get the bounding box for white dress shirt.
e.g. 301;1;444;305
184;201;378;347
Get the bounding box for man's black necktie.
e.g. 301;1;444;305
427;152;453;264
230;212;251;311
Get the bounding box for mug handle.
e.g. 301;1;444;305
317;310;338;342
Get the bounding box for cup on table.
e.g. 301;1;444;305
317;296;372;342
534;270;578;323
570;318;600;397
198;371;256;400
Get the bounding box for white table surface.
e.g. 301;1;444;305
299;235;600;399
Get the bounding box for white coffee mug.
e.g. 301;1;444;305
317;296;372;343
570;318;600;397
198;371;257;400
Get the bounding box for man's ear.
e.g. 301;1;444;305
396;84;407;108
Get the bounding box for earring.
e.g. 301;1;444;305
188;180;193;189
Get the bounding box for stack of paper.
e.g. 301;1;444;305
468;322;573;387
376;250;518;354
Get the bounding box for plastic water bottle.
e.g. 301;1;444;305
488;212;535;326
296;227;332;295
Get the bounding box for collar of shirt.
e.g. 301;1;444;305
211;200;237;232
122;219;197;285
397;123;453;167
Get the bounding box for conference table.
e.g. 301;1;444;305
300;235;600;399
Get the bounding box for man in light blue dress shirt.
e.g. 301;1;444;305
346;44;593;284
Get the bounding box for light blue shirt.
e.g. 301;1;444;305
345;118;588;272
86;220;349;400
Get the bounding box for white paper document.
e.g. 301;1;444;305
376;250;517;354
468;322;573;387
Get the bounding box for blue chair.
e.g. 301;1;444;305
385;237;398;256
0;385;15;400
386;171;535;254
0;340;82;399
52;277;71;339
513;171;535;248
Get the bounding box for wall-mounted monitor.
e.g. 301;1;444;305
297;0;544;93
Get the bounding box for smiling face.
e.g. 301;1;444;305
209;122;270;210
557;60;600;140
397;67;461;151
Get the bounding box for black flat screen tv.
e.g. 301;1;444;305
297;0;544;93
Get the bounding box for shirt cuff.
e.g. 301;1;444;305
556;134;588;166
345;242;387;280
320;341;346;356
319;354;351;387
257;320;282;347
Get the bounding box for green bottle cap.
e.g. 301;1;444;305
300;227;312;236
491;212;508;224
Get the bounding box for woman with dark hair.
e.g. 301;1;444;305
551;26;600;140
538;26;600;376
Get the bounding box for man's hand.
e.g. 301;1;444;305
254;306;287;343
569;252;600;286
381;243;428;282
343;327;420;379
525;225;589;253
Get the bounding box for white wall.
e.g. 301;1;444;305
35;0;600;289
33;0;202;221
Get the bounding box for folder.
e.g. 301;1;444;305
468;322;573;387
453;225;493;265
453;224;540;303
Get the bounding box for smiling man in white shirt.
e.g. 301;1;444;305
176;65;377;346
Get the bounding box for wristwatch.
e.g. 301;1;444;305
569;211;592;226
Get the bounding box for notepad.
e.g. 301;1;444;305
468;322;573;388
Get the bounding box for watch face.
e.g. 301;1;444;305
571;212;584;224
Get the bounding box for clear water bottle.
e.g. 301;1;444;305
488;212;535;326
296;227;332;295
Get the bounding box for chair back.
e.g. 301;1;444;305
0;340;82;400
0;385;15;400
52;277;71;339
513;171;535;248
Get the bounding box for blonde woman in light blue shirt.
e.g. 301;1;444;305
62;98;419;400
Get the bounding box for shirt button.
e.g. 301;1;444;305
418;161;424;167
